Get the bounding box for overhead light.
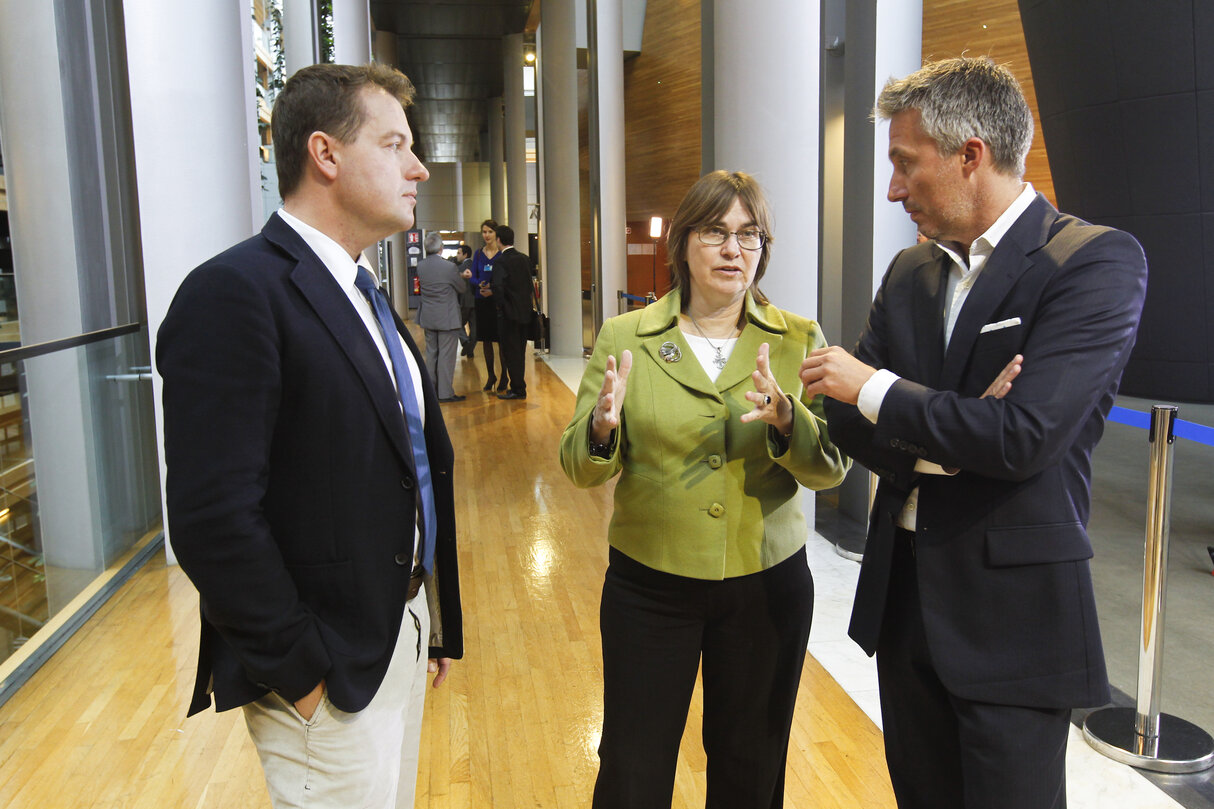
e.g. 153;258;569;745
649;217;663;239
524;51;536;64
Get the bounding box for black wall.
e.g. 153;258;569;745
1019;0;1214;402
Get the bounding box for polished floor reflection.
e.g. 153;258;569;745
0;339;896;808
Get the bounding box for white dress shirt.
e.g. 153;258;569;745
277;209;426;428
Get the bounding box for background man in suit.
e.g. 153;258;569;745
799;57;1147;809
490;224;533;400
417;230;466;402
455;243;476;357
157;63;463;809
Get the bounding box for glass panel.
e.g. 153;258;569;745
0;330;161;662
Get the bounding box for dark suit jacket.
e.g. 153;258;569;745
825;194;1146;709
157;213;463;716
490;246;534;324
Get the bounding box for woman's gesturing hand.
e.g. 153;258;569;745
591;349;632;444
740;343;793;435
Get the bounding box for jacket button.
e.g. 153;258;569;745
401;478;414;490
708;503;725;518
394;553;410;566
707;455;723;469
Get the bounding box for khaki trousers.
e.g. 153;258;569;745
243;584;432;809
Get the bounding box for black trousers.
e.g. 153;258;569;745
593;546;813;809
497;314;527;395
876;532;1071;809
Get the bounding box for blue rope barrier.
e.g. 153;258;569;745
618;292;649;303
1108;406;1214;448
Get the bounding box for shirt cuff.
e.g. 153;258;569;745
857;369;900;424
914;460;958;475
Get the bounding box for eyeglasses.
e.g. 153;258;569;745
695;225;766;251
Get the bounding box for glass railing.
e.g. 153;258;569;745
0;327;161;664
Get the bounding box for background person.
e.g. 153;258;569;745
455;243;476;357
470;218;505;392
560;170;849;809
800;57;1148;809
157;63;463;809
417;230;466;402
490;225;533;400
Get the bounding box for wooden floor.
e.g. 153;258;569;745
0;344;895;808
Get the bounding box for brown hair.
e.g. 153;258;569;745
666;171;774;308
272;63;416;198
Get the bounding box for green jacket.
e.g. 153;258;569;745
560;289;850;580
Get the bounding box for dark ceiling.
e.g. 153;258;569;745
370;0;534;164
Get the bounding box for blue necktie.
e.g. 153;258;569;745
353;267;436;574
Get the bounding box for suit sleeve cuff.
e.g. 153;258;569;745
858;369;900;424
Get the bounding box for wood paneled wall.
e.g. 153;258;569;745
571;0;1055;299
622;0;702;222
923;0;1056;205
581;0;702;297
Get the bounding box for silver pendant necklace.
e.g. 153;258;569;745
688;313;737;369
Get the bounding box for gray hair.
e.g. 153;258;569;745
875;57;1033;178
423;231;444;255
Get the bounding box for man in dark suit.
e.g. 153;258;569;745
800;57;1147;809
490;224;533;400
157;63;462;809
455;243;476;357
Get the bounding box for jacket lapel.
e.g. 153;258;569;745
265;216;416;473
714;295;786;392
637;289;787;399
938;195;1054;391
638;294;721;401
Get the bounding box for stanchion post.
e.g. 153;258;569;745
1082;405;1214;773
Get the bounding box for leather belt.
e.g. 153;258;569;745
408;565;425;601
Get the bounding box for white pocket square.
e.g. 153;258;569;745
980;317;1022;334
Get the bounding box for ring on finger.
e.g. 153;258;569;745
763;394;772;406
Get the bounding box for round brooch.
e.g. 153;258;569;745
658;341;682;363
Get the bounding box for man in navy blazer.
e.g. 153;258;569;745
801;58;1147;808
157;64;461;808
490;224;534;400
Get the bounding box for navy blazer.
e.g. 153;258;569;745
825;194;1146;709
157;213;462;716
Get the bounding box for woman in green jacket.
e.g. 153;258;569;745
560;170;850;808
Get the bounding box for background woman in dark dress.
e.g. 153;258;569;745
470;218;505;392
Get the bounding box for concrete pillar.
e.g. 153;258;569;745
487;97;506;223
282;0;317;74
587;0;627;333
332;0;371;65
834;0;922;527
710;0;820;319
709;0;822;525
503;34;529;240
123;0;259;562
538;0;583;355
